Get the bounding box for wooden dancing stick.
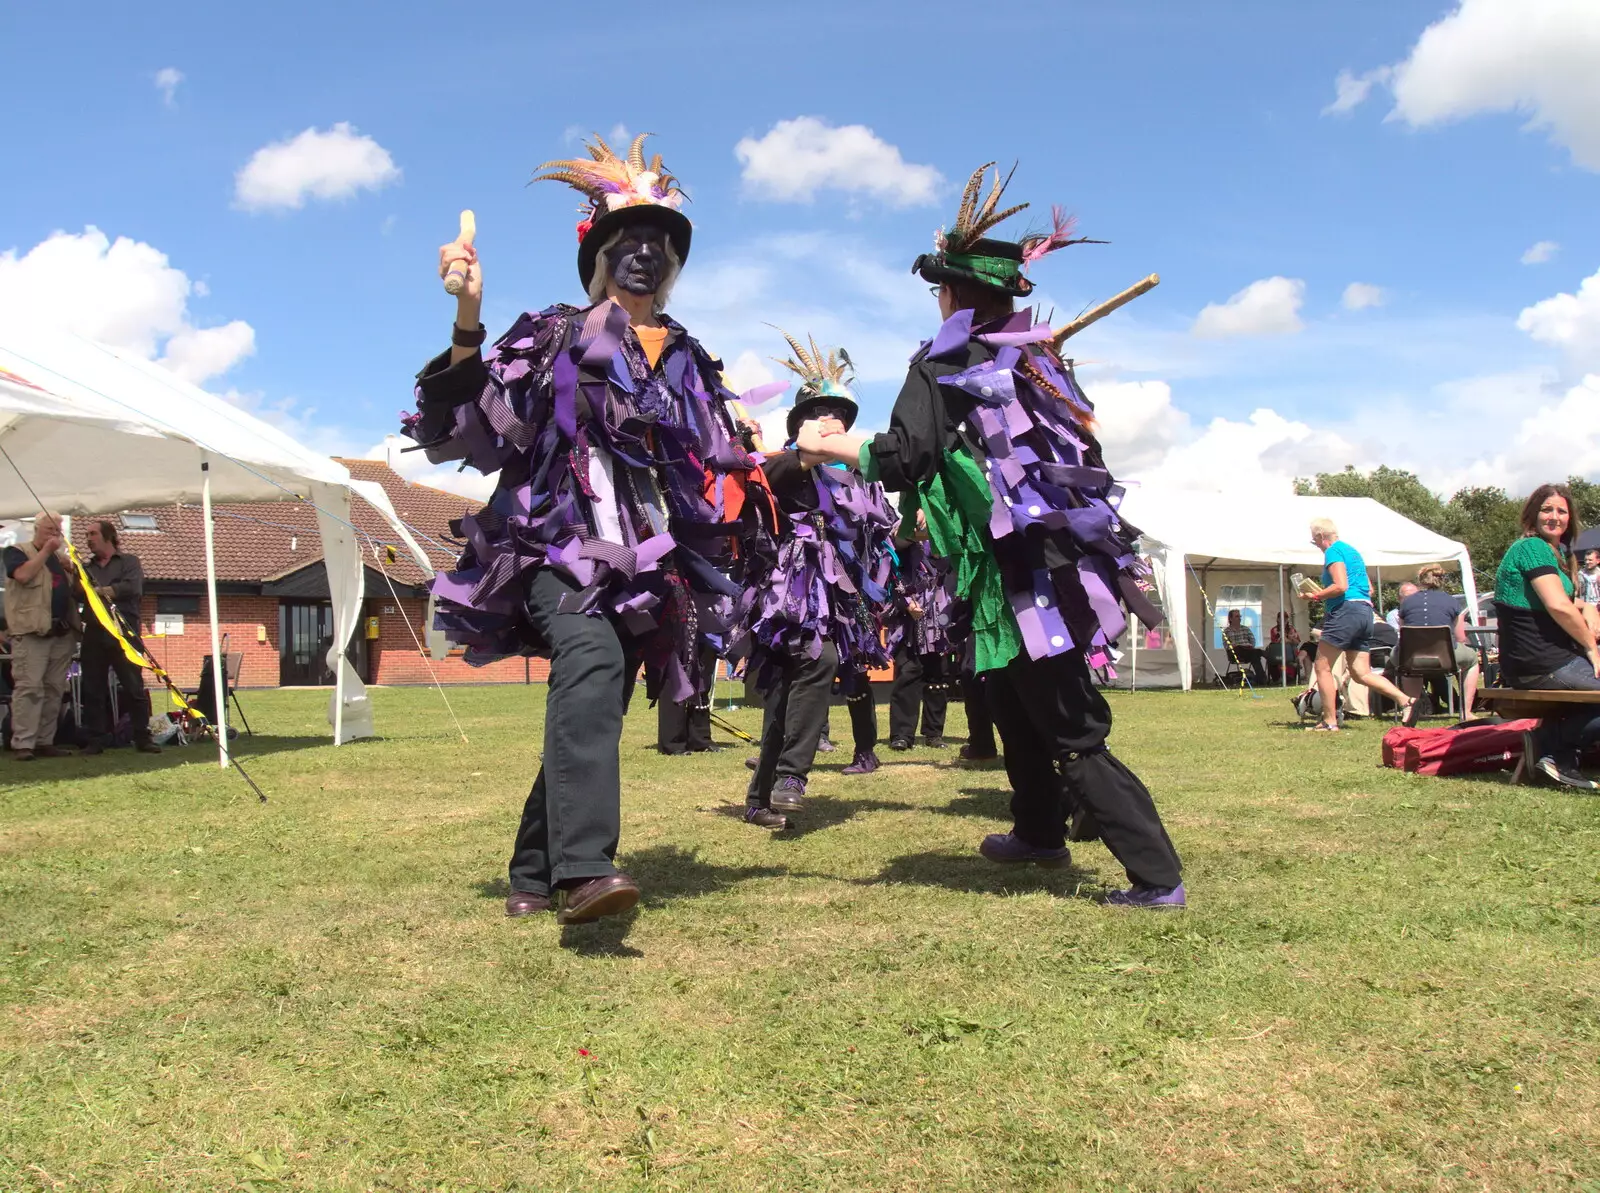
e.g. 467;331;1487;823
442;210;477;296
1050;273;1160;349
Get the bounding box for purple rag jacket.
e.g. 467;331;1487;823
402;300;776;703
733;453;897;693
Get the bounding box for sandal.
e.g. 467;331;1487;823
1306;722;1340;733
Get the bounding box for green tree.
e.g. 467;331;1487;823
1440;487;1520;593
1294;466;1449;532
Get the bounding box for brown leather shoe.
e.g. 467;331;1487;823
504;891;552;917
555;873;640;925
13;749;35;762
32;744;69;758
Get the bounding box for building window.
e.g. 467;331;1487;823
156;595;201;615
120;513;160;533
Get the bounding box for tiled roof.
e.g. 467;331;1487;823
84;460;479;588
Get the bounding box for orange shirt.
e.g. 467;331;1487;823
635;325;668;370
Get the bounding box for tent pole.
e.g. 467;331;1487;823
334;604;345;746
1278;565;1287;688
200;457;230;769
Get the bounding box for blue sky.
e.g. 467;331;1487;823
3;0;1598;499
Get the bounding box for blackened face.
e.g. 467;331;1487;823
609;225;669;296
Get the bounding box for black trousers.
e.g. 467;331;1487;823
986;649;1181;889
80;626;153;746
845;674;879;753
748;640;838;807
1228;644;1270;685
962;671;997;756
657;643;718;753
508;570;640;896
888;645;948;742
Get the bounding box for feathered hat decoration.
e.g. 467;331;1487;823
771;327;860;438
934;162;1030;256
531;132;694;286
916;162;1099;297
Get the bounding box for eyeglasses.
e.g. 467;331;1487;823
928;285;941;296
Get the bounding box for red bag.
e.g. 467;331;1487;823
1381;726;1429;769
1399;718;1539;777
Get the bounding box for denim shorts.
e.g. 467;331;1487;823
1320;601;1375;652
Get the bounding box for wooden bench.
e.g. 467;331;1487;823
1476;688;1600;784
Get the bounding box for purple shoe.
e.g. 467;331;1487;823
771;776;806;811
978;832;1071;867
1105;883;1187;910
841;750;880;775
816;737;837;754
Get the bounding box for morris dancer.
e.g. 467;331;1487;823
737;335;895;827
799;165;1184;907
885;511;955;751
403;134;776;923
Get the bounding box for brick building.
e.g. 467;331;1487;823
90;459;549;689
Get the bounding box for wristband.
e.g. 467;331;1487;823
451;322;487;349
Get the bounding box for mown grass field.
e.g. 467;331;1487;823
2;684;1598;1192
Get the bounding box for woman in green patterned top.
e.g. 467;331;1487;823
1493;483;1600;789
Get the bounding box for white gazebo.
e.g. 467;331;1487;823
0;323;398;762
1114;489;1477;691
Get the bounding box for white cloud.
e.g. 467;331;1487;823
734;117;942;206
1385;0;1600;170
154;67;183;107
1192;277;1306;339
1521;240;1559;264
234;123;400;212
1323;67;1392;115
1516;264;1600;368
1342;282;1385;311
159;321;256;384
363;436;497;502
0;227;255;382
1087;379;1191;475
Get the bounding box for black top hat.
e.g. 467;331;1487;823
577;204;692;290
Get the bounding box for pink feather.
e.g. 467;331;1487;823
1021;206;1079;267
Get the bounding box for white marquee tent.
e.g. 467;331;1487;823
1114;489;1478;691
0;324;426;762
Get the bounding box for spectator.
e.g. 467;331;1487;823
1578;549;1600;607
1493;484;1600;789
1299;517;1421;732
1386;582;1419;633
1268;613;1300;683
1394;563;1481;718
79;520;161;756
1221;609;1268;685
2;512;82;760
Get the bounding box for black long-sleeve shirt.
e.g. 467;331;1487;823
84;551;144;631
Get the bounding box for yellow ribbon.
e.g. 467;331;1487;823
68;543;203;716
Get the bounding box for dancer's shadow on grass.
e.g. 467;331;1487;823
925;786;1011;821
703;796;918;837
855;849;1100;898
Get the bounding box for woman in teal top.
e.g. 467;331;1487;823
1494;483;1600;789
1297;517;1419;732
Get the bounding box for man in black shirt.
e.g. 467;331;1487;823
80;521;161;755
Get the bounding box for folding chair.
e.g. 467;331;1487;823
1393;625;1462;719
185;653;253;737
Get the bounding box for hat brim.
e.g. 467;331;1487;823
912;253;1033;298
787;393;858;441
578;205;693;289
